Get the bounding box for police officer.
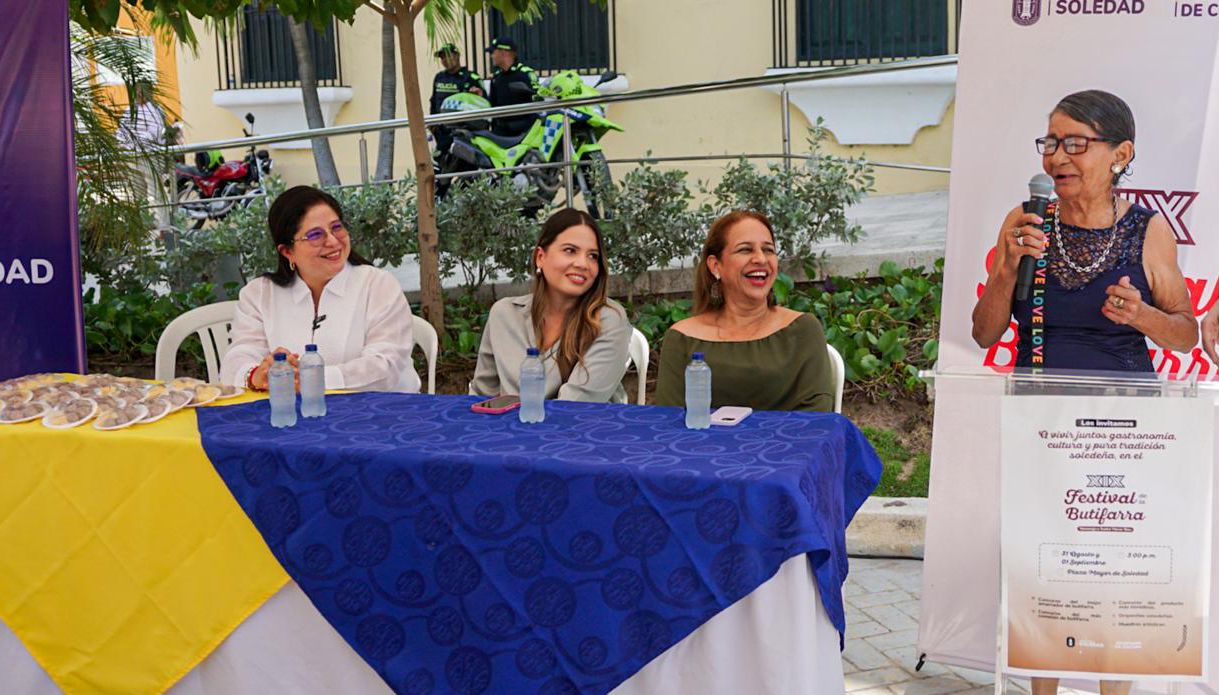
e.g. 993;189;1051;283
485;37;539;137
429;43;482;114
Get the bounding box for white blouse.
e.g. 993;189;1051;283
220;264;421;393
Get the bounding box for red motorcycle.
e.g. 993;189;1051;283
175;113;272;229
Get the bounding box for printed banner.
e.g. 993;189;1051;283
1001;394;1213;681
0;0;85;379
920;4;1219;691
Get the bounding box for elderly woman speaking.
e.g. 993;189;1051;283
972;91;1196;695
972;90;1195;373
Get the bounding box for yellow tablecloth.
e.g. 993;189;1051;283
0;393;288;695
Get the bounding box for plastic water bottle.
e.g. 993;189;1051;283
684;352;711;429
268;352;297;428
299;344;326;417
519;347;546;423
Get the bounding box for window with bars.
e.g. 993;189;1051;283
216;4;342;90
465;0;615;76
773;0;958;68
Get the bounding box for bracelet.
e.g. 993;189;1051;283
245;365;263;391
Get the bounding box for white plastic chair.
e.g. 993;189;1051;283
626;328;650;405
154;301;239;383
826;343;845;414
412;315;438;395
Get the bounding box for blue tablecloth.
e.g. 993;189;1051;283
197;394;881;695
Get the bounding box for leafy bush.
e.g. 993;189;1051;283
435;178;539;290
777;259;942;398
440;294;492;360
599;160;705;295
84;283;216;365
333;178;419;268
629;298;692;345
702;122;874;270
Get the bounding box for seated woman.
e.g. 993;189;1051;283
220;185;421;393
470;208;631;402
655;210;834;412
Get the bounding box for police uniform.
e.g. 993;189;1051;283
429;43;482;114
486;38;540;137
430;67;482;114
429;43;483;158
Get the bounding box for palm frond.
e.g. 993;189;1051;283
71;21;176;278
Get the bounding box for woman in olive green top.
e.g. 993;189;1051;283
655;210;835;412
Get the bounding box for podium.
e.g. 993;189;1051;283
918;368;1216;695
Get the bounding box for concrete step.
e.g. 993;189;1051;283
847;496;927;559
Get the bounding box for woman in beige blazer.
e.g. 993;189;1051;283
470;208;631;403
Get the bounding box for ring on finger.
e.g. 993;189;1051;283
1016;236;1024;247
1110;296;1125;309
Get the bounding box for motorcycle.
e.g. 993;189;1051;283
175;113;272;229
437;70;624;218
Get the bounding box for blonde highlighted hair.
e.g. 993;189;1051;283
529;208;613;381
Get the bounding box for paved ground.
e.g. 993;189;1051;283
846;558;1088;694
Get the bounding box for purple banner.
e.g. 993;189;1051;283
0;0;86;380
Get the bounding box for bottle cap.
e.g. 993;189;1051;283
273;352;287;361
691;351;704;361
527;347;540;357
305;344;318;352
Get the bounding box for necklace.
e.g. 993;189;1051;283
1054;196;1120;275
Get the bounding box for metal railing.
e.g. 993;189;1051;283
466;0;616;76
173;55;959;155
773;0;960;68
156;55;955;215
216;4;343;90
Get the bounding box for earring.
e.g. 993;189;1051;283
1111;163;1123;174
289;260;296;272
536;266;542;275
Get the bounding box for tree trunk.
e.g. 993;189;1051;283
393;4;445;332
375;17;396;181
288;19;341;187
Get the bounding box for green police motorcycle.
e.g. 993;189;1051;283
437;70;624;218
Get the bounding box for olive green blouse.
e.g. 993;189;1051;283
654;313;835;413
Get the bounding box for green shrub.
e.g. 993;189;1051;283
701;122;874;271
599;160;706;297
84;283;216;364
435;178;539;290
778;259;943;398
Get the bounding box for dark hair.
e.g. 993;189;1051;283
693;210;778;315
529;208;612;381
263;185;371;286
1052;90;1136;186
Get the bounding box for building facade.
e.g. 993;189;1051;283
174;0;959;195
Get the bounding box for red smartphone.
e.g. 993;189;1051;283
471;395;522;414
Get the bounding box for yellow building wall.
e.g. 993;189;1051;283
174;3;954;194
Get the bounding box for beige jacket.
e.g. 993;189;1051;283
470;294;631;403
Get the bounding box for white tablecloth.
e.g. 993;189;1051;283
0;554;843;694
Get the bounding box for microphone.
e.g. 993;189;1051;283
1016;173;1055;301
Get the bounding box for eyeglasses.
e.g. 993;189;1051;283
293;221;349;246
1035;135;1117;155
